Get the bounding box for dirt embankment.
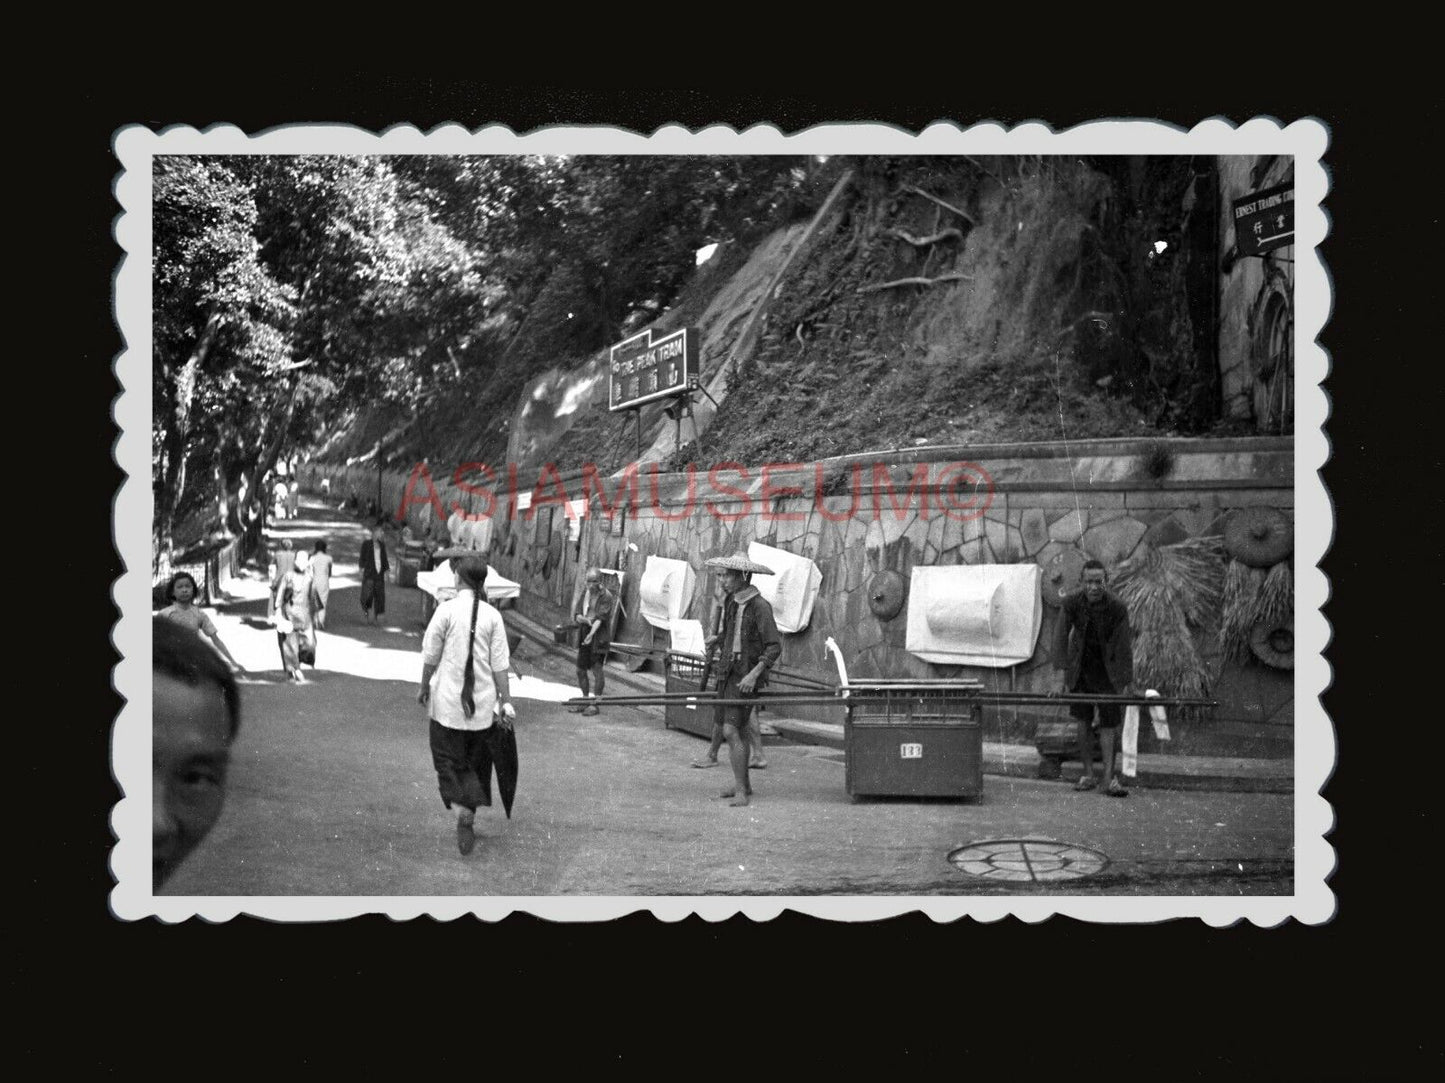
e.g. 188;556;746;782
321;156;1209;476
692;158;1161;468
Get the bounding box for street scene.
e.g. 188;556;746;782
138;136;1312;908
159;500;1291;897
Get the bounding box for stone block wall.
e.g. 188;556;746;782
308;436;1295;758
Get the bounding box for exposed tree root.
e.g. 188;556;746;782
886;227;965;247
890;184;977;226
857;272;972;294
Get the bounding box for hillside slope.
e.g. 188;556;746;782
318;156;1223;475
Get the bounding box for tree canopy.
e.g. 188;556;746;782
151;153;816;564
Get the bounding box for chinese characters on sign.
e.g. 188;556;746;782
1232;183;1294;258
608;327;700;412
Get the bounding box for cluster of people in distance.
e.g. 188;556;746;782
272;476;301;521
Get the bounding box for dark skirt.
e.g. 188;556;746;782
360;575;386;615
429;720;518;816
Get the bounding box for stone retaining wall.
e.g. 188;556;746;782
307;436;1294;758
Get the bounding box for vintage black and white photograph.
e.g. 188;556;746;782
115;120;1329;921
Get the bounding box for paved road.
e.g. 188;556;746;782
162;501;1293;897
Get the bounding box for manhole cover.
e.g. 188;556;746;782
948;839;1108;883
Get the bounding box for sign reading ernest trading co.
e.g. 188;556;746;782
608;327;700;412
1232;182;1294;258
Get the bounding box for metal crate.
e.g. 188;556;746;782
844;685;984;800
663;651;715;739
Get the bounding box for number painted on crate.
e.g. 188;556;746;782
900;743;923;759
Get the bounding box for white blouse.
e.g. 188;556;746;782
421;589;511;731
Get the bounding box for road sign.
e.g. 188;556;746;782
608;327;700;412
1232;182;1294;257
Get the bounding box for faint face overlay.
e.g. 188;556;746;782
153;673;232;888
586;569;600;586
1083;567;1107;603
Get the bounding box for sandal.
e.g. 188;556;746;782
1105;779;1129;798
1074;776;1098;792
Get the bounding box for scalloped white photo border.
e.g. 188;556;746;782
112;118;1331;924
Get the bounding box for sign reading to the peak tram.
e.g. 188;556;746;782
608;327;700;412
1232;183;1294;258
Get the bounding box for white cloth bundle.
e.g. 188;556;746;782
1121;690;1169;779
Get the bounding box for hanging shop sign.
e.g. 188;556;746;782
1232;182;1294;257
608;326;700;412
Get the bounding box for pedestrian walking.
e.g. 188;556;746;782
568;568;617;716
156;571;245;674
269;537;296;594
700;553;781;807
272;549;320;683
358;522;389;624
153;616;241;888
1052;558;1135;797
287;478;300;520
309;540;333;630
418;554;518;856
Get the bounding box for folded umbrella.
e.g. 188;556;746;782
488;717;519;819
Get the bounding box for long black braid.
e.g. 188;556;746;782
461;590;481;719
456;556;489;720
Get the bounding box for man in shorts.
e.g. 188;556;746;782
569;568;617;717
1052;558;1134;797
702;553;781;807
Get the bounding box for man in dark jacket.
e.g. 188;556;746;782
1052;559;1134;797
570;568;617;717
358;522;390;624
703;554;782;807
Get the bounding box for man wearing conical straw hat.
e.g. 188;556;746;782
702;553;782;807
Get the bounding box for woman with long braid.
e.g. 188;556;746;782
418;554;517;855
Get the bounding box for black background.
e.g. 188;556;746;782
41;80;1431;1075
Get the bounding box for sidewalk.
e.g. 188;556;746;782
505;607;1294;795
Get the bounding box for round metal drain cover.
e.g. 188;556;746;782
948;839;1108;883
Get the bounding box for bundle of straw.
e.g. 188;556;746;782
1113;536;1225;711
1221;557;1292;662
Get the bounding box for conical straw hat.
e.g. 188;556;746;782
704;552;775;575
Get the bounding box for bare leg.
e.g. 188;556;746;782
570;664;589;712
693;721;724;767
1076;717;1097;786
720;722;752;806
1100;727;1121;790
748;711;767;768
